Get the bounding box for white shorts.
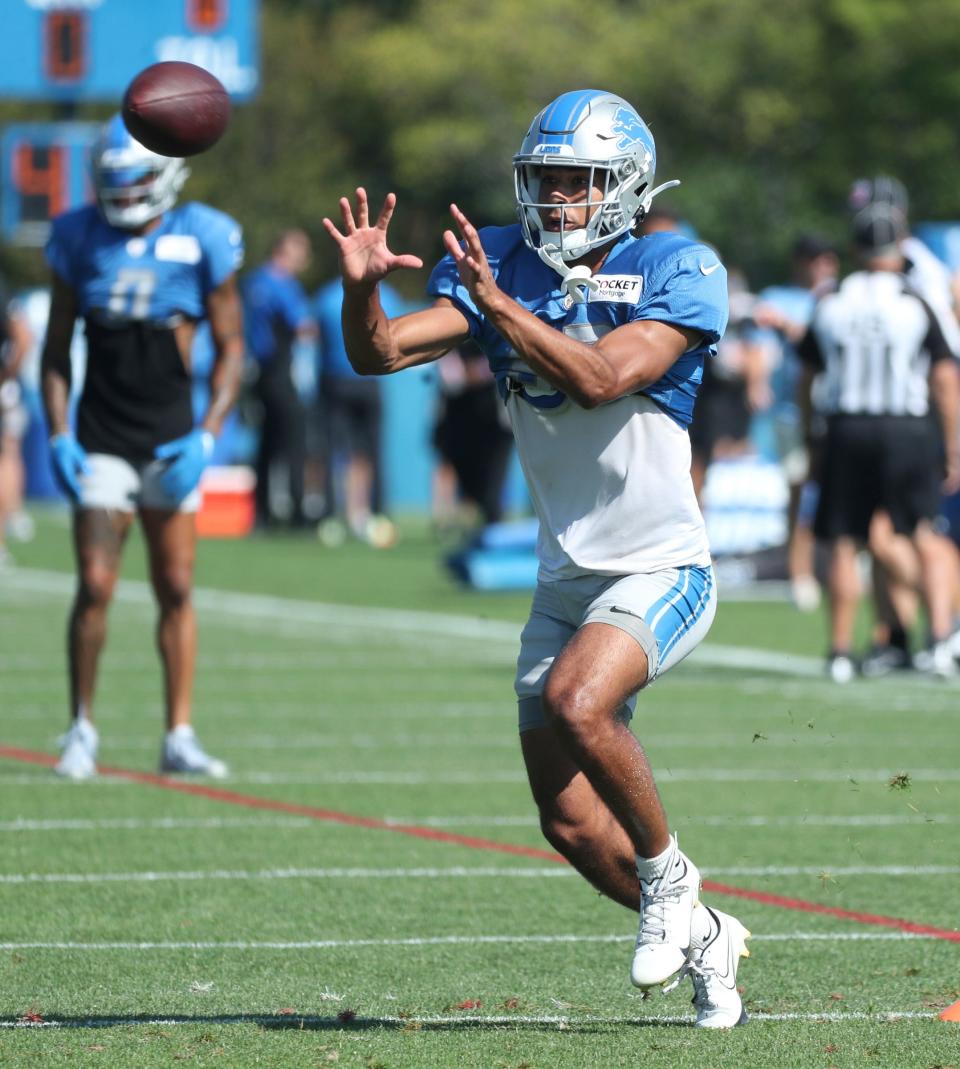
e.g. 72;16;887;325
77;453;201;514
515;565;716;732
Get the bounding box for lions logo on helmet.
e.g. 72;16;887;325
91;115;189;230
611;107;653;153
513;89;679;289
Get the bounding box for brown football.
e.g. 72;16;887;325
122;62;231;157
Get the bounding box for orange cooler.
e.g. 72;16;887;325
196;466;256;538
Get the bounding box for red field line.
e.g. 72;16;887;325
3;744;958;943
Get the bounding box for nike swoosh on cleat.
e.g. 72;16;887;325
700;262;721;276
716;928;746;989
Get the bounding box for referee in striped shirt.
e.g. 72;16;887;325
800;203;960;681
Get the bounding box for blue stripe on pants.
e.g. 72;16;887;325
648;566;714;665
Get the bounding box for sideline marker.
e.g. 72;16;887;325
938;999;960;1022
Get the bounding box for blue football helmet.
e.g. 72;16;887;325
90;115;188;229
514;90;678;289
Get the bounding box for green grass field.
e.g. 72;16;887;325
2;509;959;1068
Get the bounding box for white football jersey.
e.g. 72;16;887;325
427;225;728;581
506;383;711;579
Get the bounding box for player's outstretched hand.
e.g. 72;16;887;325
49;433;90;503
323;188;423;288
155;428;214;502
443;204;503;313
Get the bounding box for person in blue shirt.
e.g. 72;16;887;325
314;277;404;547
324;89;750;1027
242;229;316;529
41;115;244;781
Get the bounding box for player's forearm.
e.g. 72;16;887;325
202;339;244;436
341;285;458;374
480;295;625;408
341;283;401;375
41;359;72;437
202;277;244;435
41;276;79;435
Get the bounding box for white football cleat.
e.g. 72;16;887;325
679;904;751;1028
160;726;228;778
927;640;958;679
631;841;701;989
826;652;856;684
54;718;98;780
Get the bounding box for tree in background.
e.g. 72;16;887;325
4;0;960;291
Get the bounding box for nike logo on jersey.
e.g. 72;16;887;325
699;262;721;276
588;274;644;304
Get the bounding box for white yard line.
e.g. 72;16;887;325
385;813;955;828
0;866;575;884
0;864;956;885
1;812;951;833
5;568;960;690
1;568;522;645
0;816;317;832
0;1010;935;1028
2;767;959;787
0;931;939;951
6;729;953;752
0;567;825;677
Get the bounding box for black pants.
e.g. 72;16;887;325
814;414;941;540
433;386;514;524
253;358;306;525
320;376;384;516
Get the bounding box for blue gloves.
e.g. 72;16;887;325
154;428;215;502
49;433;90;503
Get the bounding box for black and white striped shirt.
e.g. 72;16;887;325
800;270;952;416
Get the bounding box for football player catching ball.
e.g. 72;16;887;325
325;90;751;1027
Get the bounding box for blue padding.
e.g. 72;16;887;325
446;548;539;590
471;518;539;552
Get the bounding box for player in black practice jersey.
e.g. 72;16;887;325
41;117;244;779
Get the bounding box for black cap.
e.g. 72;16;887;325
791;233;837;260
851;203;907;254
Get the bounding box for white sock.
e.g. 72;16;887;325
636;834;677;881
168;724;195;741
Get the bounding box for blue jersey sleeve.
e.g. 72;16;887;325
634;246;729;342
185;203;244;293
426;226;526;340
45;208;93;290
427;253;482;338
